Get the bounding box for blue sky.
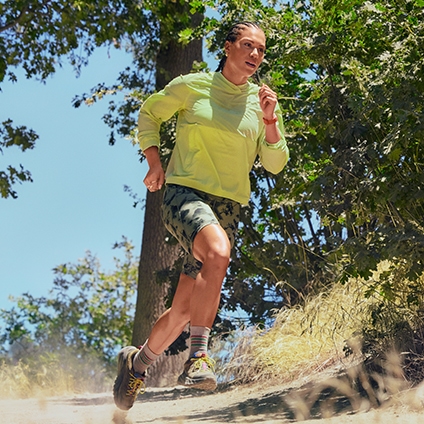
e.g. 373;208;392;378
0;47;147;311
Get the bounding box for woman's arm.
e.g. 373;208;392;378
257;84;289;174
259;84;281;144
138;75;189;192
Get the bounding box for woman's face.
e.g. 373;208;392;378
223;26;266;84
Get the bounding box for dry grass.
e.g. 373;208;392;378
221;261;424;388
0;360;74;398
0;355;113;399
215;262;424;420
220;276;374;385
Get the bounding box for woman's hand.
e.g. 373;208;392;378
143;165;165;192
259;84;278;119
143;146;165;192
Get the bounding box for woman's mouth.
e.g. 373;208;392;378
246;61;256;68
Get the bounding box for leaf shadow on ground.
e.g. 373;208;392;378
146;384;361;423
56;363;413;424
61;380;378;424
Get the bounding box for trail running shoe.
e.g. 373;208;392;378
177;352;217;391
113;346;146;410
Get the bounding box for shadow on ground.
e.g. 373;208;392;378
57;363;414;424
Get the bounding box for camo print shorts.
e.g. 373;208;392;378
161;184;240;279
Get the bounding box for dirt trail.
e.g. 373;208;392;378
1;381;424;424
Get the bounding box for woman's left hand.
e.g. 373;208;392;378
259;84;278;119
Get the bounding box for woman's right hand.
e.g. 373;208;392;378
143;146;165;192
143;165;165;192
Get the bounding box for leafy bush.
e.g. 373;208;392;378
0;238;137;398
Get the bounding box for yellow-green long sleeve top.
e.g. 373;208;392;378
138;72;289;204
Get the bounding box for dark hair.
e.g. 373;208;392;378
216;21;263;84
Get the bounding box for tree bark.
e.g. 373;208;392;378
132;11;203;387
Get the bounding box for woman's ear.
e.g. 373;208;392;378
224;40;231;56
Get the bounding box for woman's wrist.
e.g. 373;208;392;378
143;146;161;167
263;115;278;125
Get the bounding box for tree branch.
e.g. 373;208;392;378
0;7;28;33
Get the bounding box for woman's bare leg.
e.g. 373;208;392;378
175;223;230;390
133;273;194;374
146;273;195;354
190;223;231;328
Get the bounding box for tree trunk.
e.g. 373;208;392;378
132;11;203;387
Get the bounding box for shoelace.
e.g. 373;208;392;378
127;372;146;397
190;355;216;372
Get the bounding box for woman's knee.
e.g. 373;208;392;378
205;242;231;266
193;224;231;264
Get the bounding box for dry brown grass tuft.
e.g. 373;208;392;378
220;276;374;385
0;361;32;398
0;356;113;399
221;263;424;389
